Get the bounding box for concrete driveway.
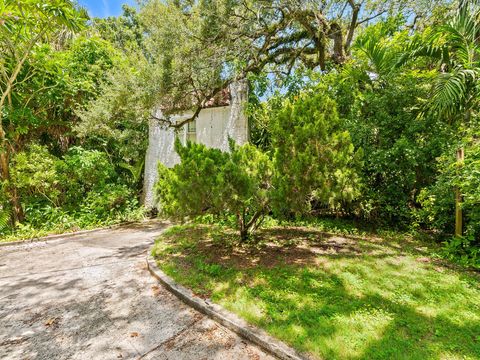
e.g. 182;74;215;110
0;222;274;360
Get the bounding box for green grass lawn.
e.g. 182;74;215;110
152;224;480;360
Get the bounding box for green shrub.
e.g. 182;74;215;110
417;126;480;267
156;93;363;241
3;144;141;238
78;184;138;222
10;144;61;206
156;140;273;241
441;236;480;269
23;203;77;231
325;66;453;225
271;91;362;218
58;146;116;206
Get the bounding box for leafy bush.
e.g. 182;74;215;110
23;203;78;231
3;144;142;239
58;146;115;206
441;236;480;269
325;66;453;225
10;144;61;206
156;140;273;241
78;184;139;224
157;93;364;241
10;145;116;208
417;127;480;267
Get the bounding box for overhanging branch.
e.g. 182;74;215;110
150;78;236;129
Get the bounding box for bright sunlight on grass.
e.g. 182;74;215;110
152;224;480;360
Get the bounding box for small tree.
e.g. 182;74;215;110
155;140;273;241
156;92;361;237
271;91;362;218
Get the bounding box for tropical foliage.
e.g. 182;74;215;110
0;0;479;266
0;2;143;238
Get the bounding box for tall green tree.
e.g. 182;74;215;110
331;23;451;225
75;56;154;189
407;2;480;235
0;0;86;223
92;5;145;54
136;0;446;129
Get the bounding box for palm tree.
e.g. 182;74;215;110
430;3;480;119
348;2;479;236
413;1;480;235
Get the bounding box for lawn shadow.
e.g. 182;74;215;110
226;265;480;359
170;226;425;270
158;224;480;359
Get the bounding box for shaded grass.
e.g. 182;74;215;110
152;224;480;360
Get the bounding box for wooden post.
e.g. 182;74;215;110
455;147;464;237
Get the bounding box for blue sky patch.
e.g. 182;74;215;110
78;0;137;18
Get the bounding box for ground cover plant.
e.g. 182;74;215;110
152;224;480;360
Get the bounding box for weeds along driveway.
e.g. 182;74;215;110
0;221;274;360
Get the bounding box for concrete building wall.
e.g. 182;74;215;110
143;80;249;208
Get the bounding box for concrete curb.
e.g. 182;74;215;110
0;221;139;248
146;253;308;360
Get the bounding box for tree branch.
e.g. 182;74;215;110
345;0;361;53
357;10;388;25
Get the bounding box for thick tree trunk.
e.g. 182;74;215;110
328;23;346;65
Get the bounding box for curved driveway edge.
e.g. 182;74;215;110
1;222;275;360
146;253;308;360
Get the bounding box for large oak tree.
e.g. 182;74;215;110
138;0;446;127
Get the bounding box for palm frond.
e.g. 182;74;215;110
354;36;398;76
0;206;11;233
119;159;145;184
396;38;448;68
441;28;477;66
430;67;478;118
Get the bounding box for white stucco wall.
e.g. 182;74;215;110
143;80;249;208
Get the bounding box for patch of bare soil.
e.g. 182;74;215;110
171;226;388;270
